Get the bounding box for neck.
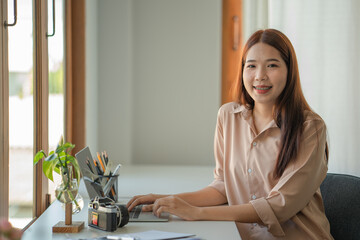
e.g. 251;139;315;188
253;103;274;121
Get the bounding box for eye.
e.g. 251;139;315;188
246;64;255;69
268;64;278;68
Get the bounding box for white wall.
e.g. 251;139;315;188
86;0;222;166
85;0;99;153
96;0;134;165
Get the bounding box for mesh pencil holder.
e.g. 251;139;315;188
98;174;119;202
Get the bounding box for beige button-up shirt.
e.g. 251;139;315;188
209;102;333;240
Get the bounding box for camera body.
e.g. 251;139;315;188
88;197;129;232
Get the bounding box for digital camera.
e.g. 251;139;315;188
88;196;129;231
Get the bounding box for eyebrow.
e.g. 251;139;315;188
245;58;281;63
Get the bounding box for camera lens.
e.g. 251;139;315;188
117;205;129;228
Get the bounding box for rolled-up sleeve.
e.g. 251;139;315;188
209;107;226;197
250;119;328;236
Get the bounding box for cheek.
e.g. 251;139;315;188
278;73;287;91
242;71;253;89
270;71;287;90
243;69;252;80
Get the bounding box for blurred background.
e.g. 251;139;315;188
87;0;360;174
8;0;360;228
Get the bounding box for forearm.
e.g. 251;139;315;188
196;203;262;223
127;187;226;212
174;187;227;207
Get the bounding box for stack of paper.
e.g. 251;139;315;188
107;230;196;240
74;230;199;240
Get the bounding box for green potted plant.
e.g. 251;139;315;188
33;136;82;212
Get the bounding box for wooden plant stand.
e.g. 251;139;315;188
53;202;84;233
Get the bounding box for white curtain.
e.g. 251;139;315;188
243;0;360;176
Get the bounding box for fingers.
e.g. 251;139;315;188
152;196;198;221
126;194;165;212
152;196;178;216
154;206;171;217
127;195;153;211
126;195;142;208
126;195;144;211
141;204;153;212
152;198;170;217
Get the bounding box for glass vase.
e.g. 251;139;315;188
55;166;83;214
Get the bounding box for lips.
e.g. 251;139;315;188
253;85;272;94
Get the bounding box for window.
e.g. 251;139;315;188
47;0;65;204
8;0;35;228
1;0;85;228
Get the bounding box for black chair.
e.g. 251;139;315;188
320;173;360;240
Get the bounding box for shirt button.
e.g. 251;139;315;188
253;142;257;146
253;223;258;227
248;168;252;173
251;194;257;200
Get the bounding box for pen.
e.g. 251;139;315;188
104;151;109;165
86;160;94;173
93;159;103;175
98;152;116;197
102;151;108;165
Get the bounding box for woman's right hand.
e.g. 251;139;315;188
126;194;169;212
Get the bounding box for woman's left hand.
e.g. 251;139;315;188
152;196;200;221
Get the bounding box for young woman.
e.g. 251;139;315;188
127;29;333;239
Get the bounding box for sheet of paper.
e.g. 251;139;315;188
108;230;195;240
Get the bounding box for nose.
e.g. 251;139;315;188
255;66;267;81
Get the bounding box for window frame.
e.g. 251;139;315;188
33;0;50;219
221;0;243;104
0;0;10;220
0;0;86;228
65;0;86;155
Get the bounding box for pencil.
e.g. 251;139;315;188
98;152;116;197
104;152;116;196
97;152;106;172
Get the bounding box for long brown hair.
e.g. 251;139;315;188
233;29;328;178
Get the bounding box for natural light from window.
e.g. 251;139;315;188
8;0;64;229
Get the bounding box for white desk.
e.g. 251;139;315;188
22;165;241;240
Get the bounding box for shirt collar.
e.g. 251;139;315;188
231;103;279;131
230;103;247;114
230;104;251;119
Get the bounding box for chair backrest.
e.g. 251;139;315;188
320;173;360;240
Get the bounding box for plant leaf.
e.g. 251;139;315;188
59;154;67;164
63;142;75;151
43;159;57;182
45;153;57;162
59;135;64;146
55;142;60;152
58;152;66;161
34;150;46;165
54;165;61;175
55;145;65;154
64;142;75;148
55;142;74;154
66;155;76;162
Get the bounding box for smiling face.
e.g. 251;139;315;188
243;42;288;109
